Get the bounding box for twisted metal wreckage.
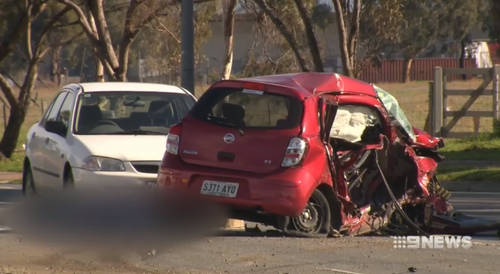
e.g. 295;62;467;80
158;73;500;238
315;85;499;238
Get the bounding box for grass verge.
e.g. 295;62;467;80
0;152;24;173
437;166;500;182
440;134;500;161
4;179;22;184
1;80;500;181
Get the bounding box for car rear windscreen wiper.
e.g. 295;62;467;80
206;116;245;136
206;116;239;128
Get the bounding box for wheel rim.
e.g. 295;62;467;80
291;196;324;234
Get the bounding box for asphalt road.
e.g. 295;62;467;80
0;183;499;274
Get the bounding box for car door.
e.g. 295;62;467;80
28;91;67;190
35;91;69;189
42;90;76;189
318;95;340;190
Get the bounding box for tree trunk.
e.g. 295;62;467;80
95;55;104;82
0;62;38;158
0;105;26;158
332;19;353;76
253;0;310;72
293;0;323;72
331;0;360;78
49;46;62;84
401;57;413;83
221;0;237;80
89;0;120;70
116;40;132;82
460;38;466;80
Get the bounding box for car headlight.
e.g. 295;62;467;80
82;156;126;171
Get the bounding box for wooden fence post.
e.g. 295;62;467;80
493;65;500;121
423;81;433;133
432;67;444;137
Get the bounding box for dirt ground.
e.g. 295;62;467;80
0;234;165;274
1;232;500;274
1;185;500;274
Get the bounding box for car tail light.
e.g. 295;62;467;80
282;137;308;167
166;123;182;155
243;82;265;91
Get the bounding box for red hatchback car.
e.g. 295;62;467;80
158;73;500;238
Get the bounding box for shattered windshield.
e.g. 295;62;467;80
373;85;416;142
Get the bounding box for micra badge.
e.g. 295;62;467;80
183;149;198;155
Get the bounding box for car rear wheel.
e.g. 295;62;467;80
22;163;37;196
279;189;331;238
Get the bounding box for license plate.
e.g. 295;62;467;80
200;180;239;198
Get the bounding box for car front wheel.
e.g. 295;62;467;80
63;169;75;190
22;162;37;196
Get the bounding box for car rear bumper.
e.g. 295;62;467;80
157;164;318;217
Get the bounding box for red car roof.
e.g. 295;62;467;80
236;73;377;98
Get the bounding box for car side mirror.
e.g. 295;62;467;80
45;120;67;136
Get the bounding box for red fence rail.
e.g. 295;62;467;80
358;58;477;83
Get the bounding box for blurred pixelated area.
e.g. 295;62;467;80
0;188;228;256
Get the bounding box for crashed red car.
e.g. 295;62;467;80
158;73;500;237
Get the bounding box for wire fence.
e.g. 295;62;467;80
0;65;497;136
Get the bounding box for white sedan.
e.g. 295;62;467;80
22;82;197;195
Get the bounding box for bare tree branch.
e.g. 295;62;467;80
0;70;21;89
57;0;99;46
0;12;29;61
33;6;72;58
156;21;181;43
292;0;323;72
89;0;119;69
253;0;310;72
52;20;80;28
0;74;17;108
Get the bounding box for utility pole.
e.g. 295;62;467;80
181;0;195;95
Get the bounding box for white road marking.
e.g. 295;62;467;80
317;268;364;274
0;226;12;232
0;186;18;190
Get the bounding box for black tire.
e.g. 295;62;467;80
278;189;331;238
63;169;75;191
22;162;37;196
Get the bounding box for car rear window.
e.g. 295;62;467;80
190;87;303;129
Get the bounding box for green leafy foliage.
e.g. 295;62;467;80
398;0;487;57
